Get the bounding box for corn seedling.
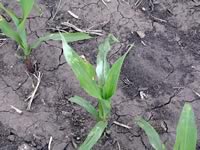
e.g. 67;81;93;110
136;103;197;150
61;33;131;149
0;0;91;72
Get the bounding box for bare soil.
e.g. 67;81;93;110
0;0;200;149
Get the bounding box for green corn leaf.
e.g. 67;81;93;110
96;34;119;86
61;33;101;99
17;0;35;53
69;96;98;119
79;121;107;150
102;50;129;99
0;16;22;47
174;103;197;150
0;2;19;26
136;118;166;150
30;32;92;49
98;99;111;120
18;0;34;31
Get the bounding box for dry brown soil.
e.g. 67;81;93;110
0;0;200;149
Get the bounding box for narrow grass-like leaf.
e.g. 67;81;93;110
61;33;101;99
79;121;107;150
70;96;98;119
18;0;34;31
174;103;197;150
136;118;165;150
31;32;92;49
96;34;119;86
0;2;19;26
17;0;34;53
102;51;129;99
0;16;22;46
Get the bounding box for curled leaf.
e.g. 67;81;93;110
96;34;119;87
61;33;101;99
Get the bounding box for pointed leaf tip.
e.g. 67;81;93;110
136;117;165;150
174;103;197;150
60;33;101;99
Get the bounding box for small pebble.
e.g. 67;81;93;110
76;136;81;141
24;135;33;142
136;31;146;39
61;111;72;117
18;143;36;150
106;130;111;135
7;135;15;141
59;125;66;130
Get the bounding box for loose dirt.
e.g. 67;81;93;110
0;0;200;149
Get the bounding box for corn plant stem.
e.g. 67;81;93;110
98;101;104;121
23;47;31;58
24;56;34;73
98;99;111;121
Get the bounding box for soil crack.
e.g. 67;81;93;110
150;88;183;110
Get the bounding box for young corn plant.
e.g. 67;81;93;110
0;0;91;72
61;33;130;150
136;103;197;150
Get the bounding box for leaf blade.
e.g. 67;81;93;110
79;121;107;150
0;16;22;47
96;34;119;86
61;33;101;99
17;0;35;53
102;50;129;99
136;118;165;150
174;103;197;150
0;2;19;26
30;32;92;49
69;96;98;119
18;0;34;30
